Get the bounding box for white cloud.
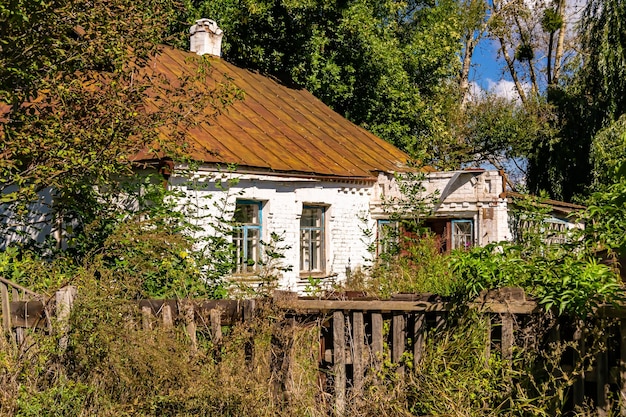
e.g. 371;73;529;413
466;81;486;102
486;79;531;102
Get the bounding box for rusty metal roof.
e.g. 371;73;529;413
136;46;409;179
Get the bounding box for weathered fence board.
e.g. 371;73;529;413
6;286;626;414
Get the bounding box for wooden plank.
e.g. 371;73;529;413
13;287;24;345
484;314;492;367
619;320;626;416
283;317;296;403
392;313;406;375
56;286;76;351
141;306;153;330
10;301;46;328
370;312;383;369
277;298;539;314
138;299;245;325
1;281;11;332
352;311;365;395
573;321;585;409
182;301;197;352
597;332;608;416
210;309;222;343
333;311;346;417
501;314;514;365
162;304;173;329
243;299;256;322
413;313;425;369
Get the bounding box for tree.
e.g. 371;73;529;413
0;0;234;255
184;0;464;164
463;0;584;199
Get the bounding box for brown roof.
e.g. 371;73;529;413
136;46;409;179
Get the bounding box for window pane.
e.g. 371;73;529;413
300;229;310;271
245;229;260;272
233;201;262;274
234;203;259;224
452;220;473;249
301;208;321;227
377;220;399;256
300;206;324;273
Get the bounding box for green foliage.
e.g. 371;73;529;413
459;96;558;168
530;0;626;200
541;8;563;33
408;313;507;415
451;242;621;316
16;379;91;417
590;115;626;190
451;194;623;317
184;0;463;161
368;233;456;298
582;159;626;258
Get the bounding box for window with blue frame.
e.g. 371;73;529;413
300;206;325;274
451;219;473;250
233;200;262;274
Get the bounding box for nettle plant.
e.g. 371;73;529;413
451;195;622;317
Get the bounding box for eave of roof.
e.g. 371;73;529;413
136;46;410;179
505;191;586;214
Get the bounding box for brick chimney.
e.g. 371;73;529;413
189;19;223;57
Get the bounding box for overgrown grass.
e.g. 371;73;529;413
346;233;456;298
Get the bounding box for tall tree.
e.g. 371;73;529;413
185;0;464;165
529;0;626;199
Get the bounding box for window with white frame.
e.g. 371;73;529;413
377;219;400;257
451;219;473;250
233;200;262;274
300;205;325;274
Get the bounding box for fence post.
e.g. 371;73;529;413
484;314;492;367
501;313;514;367
352;311;365;396
182;301;197;352
371;312;383;370
573;321;585;409
141;306;153;330
162;303;173;328
1;280;10;332
597;331;609;417
413;313;425;369
333;310;346;417
56;286;76;351
210;309;222;344
392;313;406;375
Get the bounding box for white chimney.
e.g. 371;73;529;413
190;19;223;57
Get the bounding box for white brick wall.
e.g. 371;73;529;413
170;170;375;291
169;167;511;292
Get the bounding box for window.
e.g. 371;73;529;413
544;218;568;244
377;219;399;256
300;206;325;273
233;200;262;274
451;219;473;250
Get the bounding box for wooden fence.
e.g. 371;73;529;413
2;283;626;416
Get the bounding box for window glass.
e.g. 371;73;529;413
377;219;399;257
233;200;262;274
300;206;325;273
451;219;473;250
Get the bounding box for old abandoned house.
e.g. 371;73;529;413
6;19;574;292
130;19;511;292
